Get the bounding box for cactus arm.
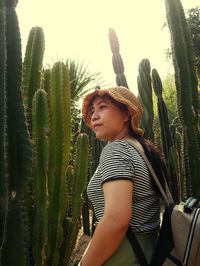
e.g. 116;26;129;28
47;62;71;265
22;26;45;127
32;89;49;265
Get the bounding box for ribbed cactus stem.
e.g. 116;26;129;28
165;0;200;196
152;68;179;200
137;59;154;140
22;26;45;128
32;89;49;265
152;68;171;158
0;0;8;257
108;28;128;88
47;62;71;265
72;133;89;219
1;0;33;265
165;0;199;124
60;133;89;265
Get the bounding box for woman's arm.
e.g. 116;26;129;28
81;179;133;266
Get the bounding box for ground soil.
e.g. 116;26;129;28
69;230;91;266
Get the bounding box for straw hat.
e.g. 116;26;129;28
82;86;144;136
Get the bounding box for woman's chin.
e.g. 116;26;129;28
95;133;105;141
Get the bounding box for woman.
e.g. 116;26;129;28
80;86;165;266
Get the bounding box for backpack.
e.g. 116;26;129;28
126;139;200;266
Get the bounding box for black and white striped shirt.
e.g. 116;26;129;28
87;140;161;233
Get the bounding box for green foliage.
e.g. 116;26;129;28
66;58;102;101
187;7;200;78
162;74;178;123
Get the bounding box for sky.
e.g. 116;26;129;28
16;0;199;95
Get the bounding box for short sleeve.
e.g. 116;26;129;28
98;141;135;185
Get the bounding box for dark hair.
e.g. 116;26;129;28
111;97;168;196
130;130;167;197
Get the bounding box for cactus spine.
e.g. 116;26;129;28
165;0;200;196
32;89;49;265
108;28;129;88
1;0;33;265
47;62;71;265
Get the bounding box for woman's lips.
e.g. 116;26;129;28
92;123;102;130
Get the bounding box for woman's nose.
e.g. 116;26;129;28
91;111;99;121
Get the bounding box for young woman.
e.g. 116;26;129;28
79;86;165;266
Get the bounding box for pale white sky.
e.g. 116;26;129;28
16;0;199;94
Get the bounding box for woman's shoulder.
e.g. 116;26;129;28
103;140;131;152
101;140;137;160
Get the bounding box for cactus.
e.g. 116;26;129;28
59;133;89;265
1;0;33;265
0;0;8;258
152;69;171;160
22;26;45;129
46;62;71;265
152;68;179;201
165;0;200;197
32;89;49;265
41;68;51;94
137;59;154;141
108;28;129;88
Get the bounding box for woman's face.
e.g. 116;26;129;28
89;95;130;142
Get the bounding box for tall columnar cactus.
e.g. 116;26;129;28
47;62;71;265
0;0;8;259
1;0;33;265
165;0;200;197
22;26;45;128
137;59;154;141
59;133;89;265
152;68;179;201
108;28;129;88
152;68;171;160
32;89;49;266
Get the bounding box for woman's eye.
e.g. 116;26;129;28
99;105;106;109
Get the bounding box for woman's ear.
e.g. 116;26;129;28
123;110;131;122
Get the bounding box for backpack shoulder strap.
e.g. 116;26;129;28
125;138;174;205
126;226;149;266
